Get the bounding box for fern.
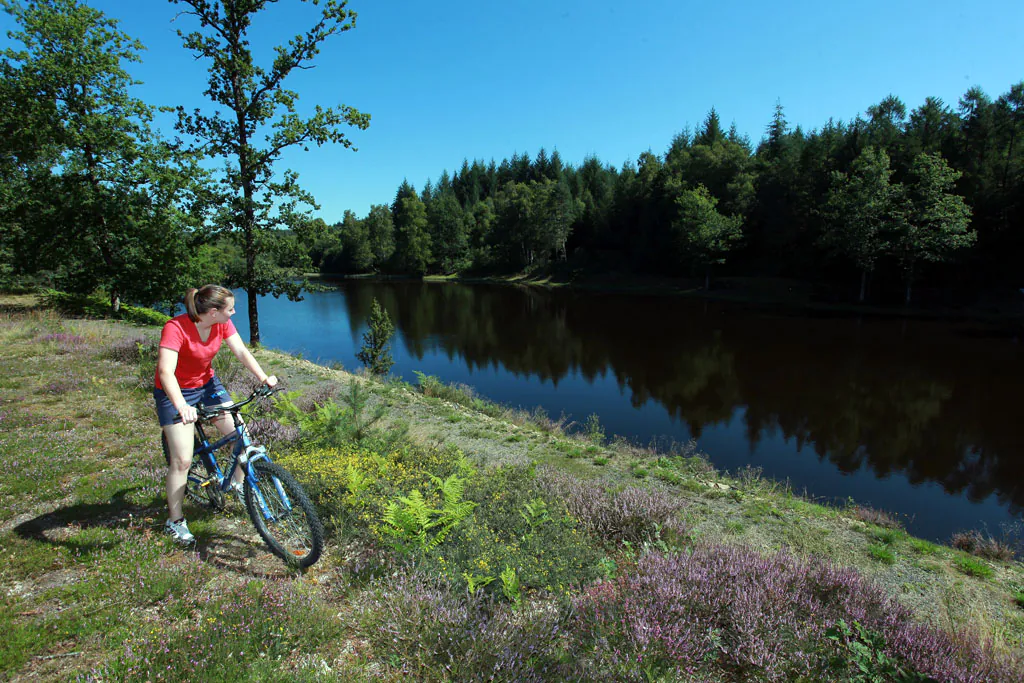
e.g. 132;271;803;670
381;474;476;554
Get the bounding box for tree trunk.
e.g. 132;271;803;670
858;270;868;303
704;267;711;291
83;136;119;314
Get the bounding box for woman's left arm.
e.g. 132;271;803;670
224;333;278;387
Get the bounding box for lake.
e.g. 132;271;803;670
230;280;1023;543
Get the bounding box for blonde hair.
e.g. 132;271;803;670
184;285;234;323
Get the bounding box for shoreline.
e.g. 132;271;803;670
307;272;1024;326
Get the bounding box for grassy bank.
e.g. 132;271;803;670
1;295;1022;681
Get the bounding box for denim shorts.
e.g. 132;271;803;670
153;376;231;426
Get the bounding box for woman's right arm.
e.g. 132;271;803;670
157;347;197;424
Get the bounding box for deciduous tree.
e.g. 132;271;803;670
1;0;206;309
670;184;743;289
820;147;905;302
172;0;369;343
894;153;975;304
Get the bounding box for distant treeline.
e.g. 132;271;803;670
312;87;1023;305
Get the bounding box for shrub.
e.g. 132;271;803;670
850;504;903;530
273;381;406;452
950;529;1016;562
436;464;602;596
571;545;1022;682
40;290;169;326
277;441;469;541
381;474;476;554
908;537;940;555
869;527;900;545
35;332;90;354
105;335;157;365
120;303;170;327
355;570;577;680
538;470;687;546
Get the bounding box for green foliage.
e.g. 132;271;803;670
1;0;206;310
867;543;896;564
41;290;170;326
500;565;521;605
895;152;976;303
276;441;470;543
669;183;744;285
825;619;928;682
462;571;495;595
953;555;994;579
820;147;904;301
356;298;395;376
870;527;900;545
520;497;552;532
488;179;582;269
381;474;476;553
274;380;400;451
365;203;396;269
583;413;605;443
393;192;432;274
433;464;600;596
908;537;940;555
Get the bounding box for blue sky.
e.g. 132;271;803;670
4;0;1022;222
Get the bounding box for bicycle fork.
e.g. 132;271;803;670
240;446;296;523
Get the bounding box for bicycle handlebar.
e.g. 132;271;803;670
173;385;281;423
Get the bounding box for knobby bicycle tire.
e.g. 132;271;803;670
161;433;225;512
244;459;324;568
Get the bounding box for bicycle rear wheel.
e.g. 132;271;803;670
161;433;225;512
244;459;323;568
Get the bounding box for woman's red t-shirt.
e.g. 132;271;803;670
154;314;238;390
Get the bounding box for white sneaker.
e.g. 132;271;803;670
165;517;195;544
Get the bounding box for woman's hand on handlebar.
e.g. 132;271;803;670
176;403;198;425
264;375;278;388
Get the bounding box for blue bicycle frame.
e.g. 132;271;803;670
191;400;293;522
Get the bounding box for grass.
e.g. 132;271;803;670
955;555;995;579
909;537;942;555
868;543;897;564
1;299;1023;680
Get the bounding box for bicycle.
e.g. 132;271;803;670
161;385;324;568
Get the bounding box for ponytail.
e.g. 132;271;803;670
184;288;200;322
183;285;233;322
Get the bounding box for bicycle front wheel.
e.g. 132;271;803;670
244;460;324;568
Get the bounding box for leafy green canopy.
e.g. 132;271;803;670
0;0;209;309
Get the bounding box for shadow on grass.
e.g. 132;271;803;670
11;489;298;577
12;488;161;551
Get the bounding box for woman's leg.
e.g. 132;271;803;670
163;421;196;521
208;411;245;486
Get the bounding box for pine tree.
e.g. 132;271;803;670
356;298;395;376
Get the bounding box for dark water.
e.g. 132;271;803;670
230;280;1023;542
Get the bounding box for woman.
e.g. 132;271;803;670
154;285;277;543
